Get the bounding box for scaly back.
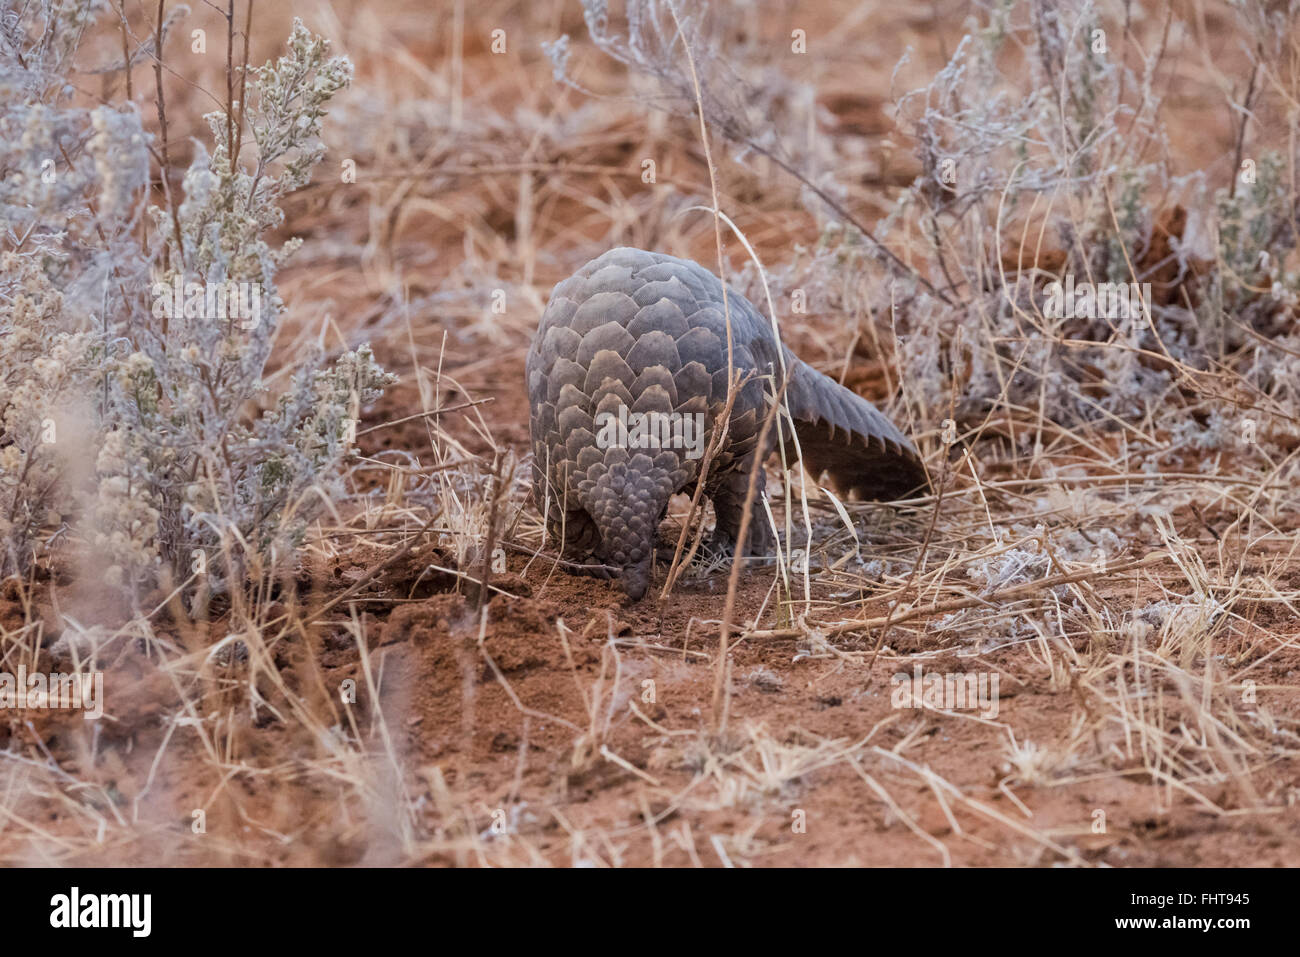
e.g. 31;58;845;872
526;247;928;597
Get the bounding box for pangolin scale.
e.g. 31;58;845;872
526;247;928;599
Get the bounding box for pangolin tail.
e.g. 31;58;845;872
780;359;930;500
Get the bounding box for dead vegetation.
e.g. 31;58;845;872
1;0;1298;866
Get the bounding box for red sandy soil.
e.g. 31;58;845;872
8;353;1296;866
2;0;1297;867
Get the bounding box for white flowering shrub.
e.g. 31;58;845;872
0;255;99;577
878;0;1300;461
881;0;1183;430
0;0;134;578
0;5;395;597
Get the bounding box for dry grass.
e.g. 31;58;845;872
2;0;1299;867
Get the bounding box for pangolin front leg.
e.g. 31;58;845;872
707;447;775;558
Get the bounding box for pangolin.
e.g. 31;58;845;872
526;247;928;600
